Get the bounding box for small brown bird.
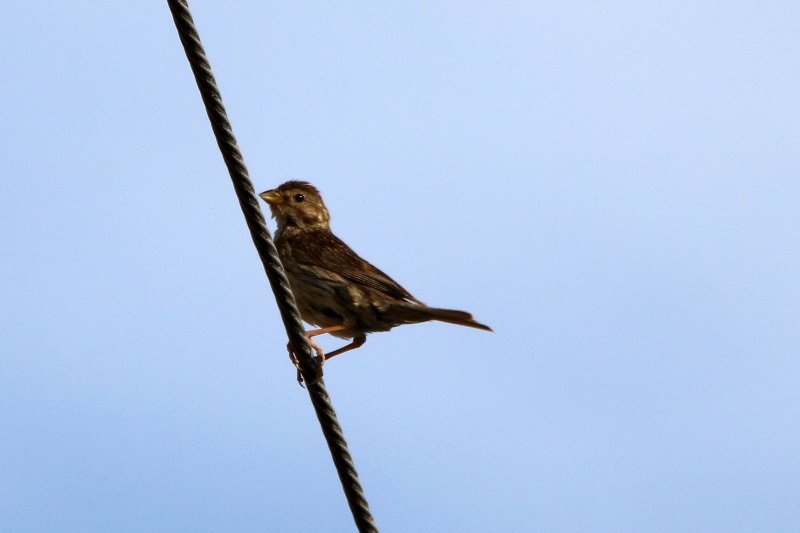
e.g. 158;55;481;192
259;181;491;366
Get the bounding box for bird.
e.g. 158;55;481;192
258;180;491;368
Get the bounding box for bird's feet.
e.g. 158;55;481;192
286;338;326;386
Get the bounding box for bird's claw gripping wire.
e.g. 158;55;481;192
287;340;325;387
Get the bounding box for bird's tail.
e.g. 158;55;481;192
380;302;492;332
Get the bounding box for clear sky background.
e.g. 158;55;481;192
2;2;799;532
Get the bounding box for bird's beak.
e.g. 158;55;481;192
258;189;282;205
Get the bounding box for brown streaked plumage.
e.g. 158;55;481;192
258;180;491;365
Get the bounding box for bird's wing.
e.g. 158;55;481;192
285;229;423;304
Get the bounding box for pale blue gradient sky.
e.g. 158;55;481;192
2;2;799;532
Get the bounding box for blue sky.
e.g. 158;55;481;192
2;2;799;531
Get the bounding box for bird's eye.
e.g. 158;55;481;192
294;193;305;202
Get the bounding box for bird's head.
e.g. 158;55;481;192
258;180;330;231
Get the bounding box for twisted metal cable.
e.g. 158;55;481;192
167;2;378;531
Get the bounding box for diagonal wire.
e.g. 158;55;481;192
167;1;378;531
